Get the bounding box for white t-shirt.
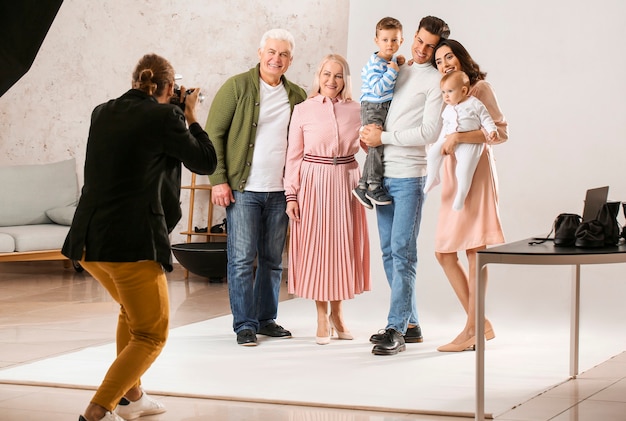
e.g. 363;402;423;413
245;79;291;192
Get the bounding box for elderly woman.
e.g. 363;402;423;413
284;54;370;345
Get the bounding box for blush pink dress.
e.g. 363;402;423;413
435;80;508;252
284;95;370;301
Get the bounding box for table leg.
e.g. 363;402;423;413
475;257;487;421
570;264;580;378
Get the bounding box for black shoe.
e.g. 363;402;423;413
236;329;257;346
352;187;373;209
371;328;406;355
370;325;423;344
366;186;392;205
404;325;424;343
258;322;292;338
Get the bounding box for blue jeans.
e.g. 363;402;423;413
375;177;426;333
226;191;288;333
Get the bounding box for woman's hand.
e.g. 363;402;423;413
487;130;499;145
360;124;383;147
211;183;235;207
442;132;460;155
286;201;300;222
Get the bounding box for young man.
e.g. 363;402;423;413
360;16;450;356
205;29;307;346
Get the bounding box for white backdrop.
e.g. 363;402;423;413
0;0;624;340
347;0;626;331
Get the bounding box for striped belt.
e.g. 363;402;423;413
303;154;355;165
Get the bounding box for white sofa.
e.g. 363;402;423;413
0;159;78;263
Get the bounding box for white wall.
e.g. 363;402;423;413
0;0;350;243
1;0;625;337
348;0;626;330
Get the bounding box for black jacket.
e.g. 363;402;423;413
62;89;217;271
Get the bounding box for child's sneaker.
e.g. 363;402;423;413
352;187;373;209
366;186;392;205
115;391;166;420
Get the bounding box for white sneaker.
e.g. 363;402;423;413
104;412;127;421
79;412;127;421
114;391;166;420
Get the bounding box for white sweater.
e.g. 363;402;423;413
381;61;443;178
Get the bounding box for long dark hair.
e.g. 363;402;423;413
432;39;487;85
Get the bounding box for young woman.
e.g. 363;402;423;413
431;39;509;352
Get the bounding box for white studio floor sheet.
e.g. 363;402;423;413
0;292;624;418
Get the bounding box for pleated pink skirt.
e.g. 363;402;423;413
288;159;370;301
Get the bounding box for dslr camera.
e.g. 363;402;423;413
170;84;201;112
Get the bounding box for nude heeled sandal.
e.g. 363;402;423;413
437;336;476;352
485;319;496;341
315;320;331;345
329;317;353;340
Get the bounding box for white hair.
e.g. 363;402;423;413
259;28;296;55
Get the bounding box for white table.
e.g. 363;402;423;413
475;238;626;420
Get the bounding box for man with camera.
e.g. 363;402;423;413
65;53;217;421
205;29;306;346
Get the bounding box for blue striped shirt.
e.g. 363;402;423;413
360;52;399;103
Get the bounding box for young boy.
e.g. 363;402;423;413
424;70;499;210
353;17;404;209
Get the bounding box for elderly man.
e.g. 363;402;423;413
205;29;307;346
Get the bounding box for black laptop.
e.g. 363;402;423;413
582;186;609;222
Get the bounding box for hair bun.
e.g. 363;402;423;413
138;68;154;82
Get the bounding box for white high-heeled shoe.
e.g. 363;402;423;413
315;332;331;345
315;324;331;345
329;317;353;340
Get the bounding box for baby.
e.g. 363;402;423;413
424;70;499;210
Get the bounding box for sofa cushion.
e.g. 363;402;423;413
0;233;15;253
0;225;70;252
45;206;77;226
0;159;78;227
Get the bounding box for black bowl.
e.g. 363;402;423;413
171;242;227;280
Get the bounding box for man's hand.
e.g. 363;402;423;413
211;183;235;207
360;123;383;147
182;86;200;125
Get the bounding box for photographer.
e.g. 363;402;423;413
63;53;217;421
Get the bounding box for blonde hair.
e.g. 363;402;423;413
308;54;353;101
440;70;470;89
131;54;174;97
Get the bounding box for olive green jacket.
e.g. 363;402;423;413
205;64;306;191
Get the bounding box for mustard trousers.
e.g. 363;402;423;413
80;260;169;411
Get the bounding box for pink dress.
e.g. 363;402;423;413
435;80;508;252
284;95;370;301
